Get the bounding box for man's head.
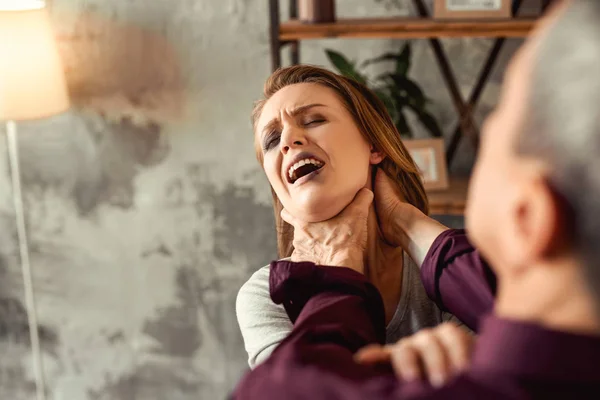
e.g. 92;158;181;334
467;0;600;317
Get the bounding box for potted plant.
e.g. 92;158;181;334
326;43;442;138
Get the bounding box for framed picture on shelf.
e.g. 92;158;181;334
403;138;449;191
433;0;512;20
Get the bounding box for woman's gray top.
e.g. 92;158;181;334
236;254;463;368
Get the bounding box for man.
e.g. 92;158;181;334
233;1;600;398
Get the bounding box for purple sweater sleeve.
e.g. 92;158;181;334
233;261;403;400
420;229;496;331
231;258;498;400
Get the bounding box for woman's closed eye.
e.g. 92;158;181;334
262;117;326;151
263;131;281;151
303;117;326;127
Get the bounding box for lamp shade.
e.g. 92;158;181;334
0;1;69;121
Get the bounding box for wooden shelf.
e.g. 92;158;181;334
427;176;469;216
280;18;536;41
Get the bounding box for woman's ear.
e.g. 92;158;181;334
369;147;385;165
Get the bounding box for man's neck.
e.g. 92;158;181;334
495;259;600;335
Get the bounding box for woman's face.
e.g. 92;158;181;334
256;83;383;222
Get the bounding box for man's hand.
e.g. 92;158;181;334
281;188;373;274
373;168;408;248
374;169;449;267
355;323;474;387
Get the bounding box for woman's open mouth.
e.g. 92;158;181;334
287;158;324;185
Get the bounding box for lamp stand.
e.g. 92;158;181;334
6;121;47;400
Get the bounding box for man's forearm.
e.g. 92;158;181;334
234;261;391;400
420;230;496;331
392;207;449;268
234;292;388;400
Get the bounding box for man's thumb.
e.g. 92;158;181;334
374;168;395;201
351;188;374;213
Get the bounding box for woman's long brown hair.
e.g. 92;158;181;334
252;65;428;259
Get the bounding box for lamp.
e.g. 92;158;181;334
0;1;69;399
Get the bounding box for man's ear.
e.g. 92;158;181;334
507;176;563;269
369;147;385;165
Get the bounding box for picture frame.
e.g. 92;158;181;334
403;138;449;191
433;0;512;20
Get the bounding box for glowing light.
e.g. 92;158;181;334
0;1;45;12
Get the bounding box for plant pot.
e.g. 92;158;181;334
298;0;335;24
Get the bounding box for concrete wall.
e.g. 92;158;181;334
0;0;540;398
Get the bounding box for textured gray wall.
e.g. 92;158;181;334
0;0;540;398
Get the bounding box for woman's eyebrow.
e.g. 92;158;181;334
289;103;326;116
261;103;327;137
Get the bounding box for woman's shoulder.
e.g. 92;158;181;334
237;265;271;304
236;259;293;368
236;258;292;306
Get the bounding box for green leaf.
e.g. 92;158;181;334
376;72;397;85
361;42;412;77
413;109;443;138
373;88;398;121
375;75;404;106
352;43;438;139
382;74;426;109
393;92;442;138
396;43;411;76
361;52;400;68
395;111;412;138
388;87;408;114
325;49;367;84
400;77;426;108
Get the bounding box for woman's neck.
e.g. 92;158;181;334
364;204;405;324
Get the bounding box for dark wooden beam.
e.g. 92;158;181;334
445;0;524;164
269;0;281;71
289;0;300;64
445;38;504;163
412;0;480;154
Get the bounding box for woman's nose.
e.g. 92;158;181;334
280;127;305;154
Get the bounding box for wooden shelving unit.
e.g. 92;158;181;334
428;177;469;216
280;18;536;40
269;0;547;216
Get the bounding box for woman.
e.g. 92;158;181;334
237;65;462;368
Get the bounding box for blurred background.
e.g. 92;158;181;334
0;0;545;398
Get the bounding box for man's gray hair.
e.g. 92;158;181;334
518;0;600;309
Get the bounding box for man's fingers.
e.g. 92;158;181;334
389;342;422;382
354;344;391;365
343;188;373;217
374;168;396;199
356;343;423;383
354;188;374;209
362;326;473;387
410;331;450;387
434;324;473;373
280;208;295;226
